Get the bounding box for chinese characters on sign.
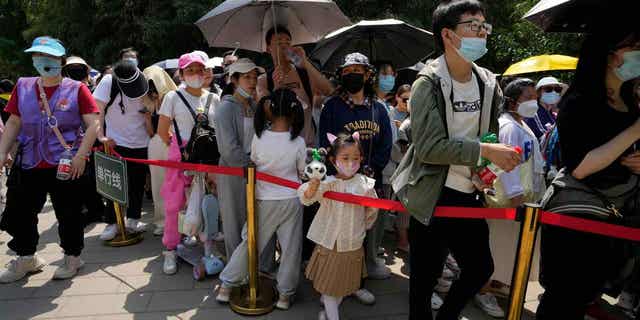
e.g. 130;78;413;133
94;151;128;205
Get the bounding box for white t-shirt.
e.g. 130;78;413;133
93;74;150;148
159;88;219;141
250;131;306;200
445;73;481;193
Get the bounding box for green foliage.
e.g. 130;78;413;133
1;0;583;81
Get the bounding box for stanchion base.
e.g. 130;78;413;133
229;277;277;316
105;232;144;247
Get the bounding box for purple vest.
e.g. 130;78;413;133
17;77;82;169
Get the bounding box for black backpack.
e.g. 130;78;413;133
174;91;220;165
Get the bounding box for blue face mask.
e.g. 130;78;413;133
453;33;488;62
33;56;62;77
615;50;640;82
237;86;252;99
124;57;138;68
540;91;561;105
378;75;395;93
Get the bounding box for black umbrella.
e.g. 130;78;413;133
523;0;639;32
310;19;434;72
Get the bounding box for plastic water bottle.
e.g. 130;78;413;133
56;149;73;181
477;147;522;185
286;48;303;68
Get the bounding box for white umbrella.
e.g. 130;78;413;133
195;0;351;52
153;58;179;70
310;19;434;71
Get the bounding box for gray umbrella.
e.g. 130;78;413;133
310;19;435;72
195;0;351;52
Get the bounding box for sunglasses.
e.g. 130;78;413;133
543;86;563;93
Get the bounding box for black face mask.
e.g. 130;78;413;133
342;73;365;94
65;67;88;82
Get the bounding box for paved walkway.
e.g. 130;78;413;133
0;199;610;319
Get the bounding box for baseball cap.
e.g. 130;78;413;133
24;36;66;57
178;52;206;70
339;53;371;69
536;76;567;91
227;58;265;76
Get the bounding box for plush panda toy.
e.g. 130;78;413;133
304;148;328;181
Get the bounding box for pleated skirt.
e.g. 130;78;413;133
305;244;367;297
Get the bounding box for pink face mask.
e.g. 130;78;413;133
335;160;360;178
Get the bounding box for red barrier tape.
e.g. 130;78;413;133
105;152;639;241
540;211;640;242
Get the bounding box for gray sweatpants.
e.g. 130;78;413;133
220;198;303;296
217;174;246;259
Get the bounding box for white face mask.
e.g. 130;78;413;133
184;75;204;89
516;100;539;118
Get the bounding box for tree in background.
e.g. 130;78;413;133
1;0;582;81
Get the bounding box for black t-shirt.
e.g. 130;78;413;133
558;93;640;188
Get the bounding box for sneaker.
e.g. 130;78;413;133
53;255;84;280
126;219;147;233
475;292;505;318
0;255;46;283
99;224;119;241
276;295;291;310
445;254;460;275
163;251;178;275
376;246;385;256
216;286;232;303
214;232;225;242
153;225;164;236
435;277;452;293
431;293;444;310
366;258;391;280
352;288;376;305
442;265;456;280
318;310;327;320
616;291;636;311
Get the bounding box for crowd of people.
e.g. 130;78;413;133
0;0;639;319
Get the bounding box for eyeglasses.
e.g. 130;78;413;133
543;86;563;93
456;20;493;35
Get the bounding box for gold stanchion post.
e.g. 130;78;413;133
104;143;143;247
229;163;276;315
507;204;542;320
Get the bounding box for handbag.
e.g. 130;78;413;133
485;158;544;208
540;168;640;227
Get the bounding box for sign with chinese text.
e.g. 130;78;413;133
94;151;128;205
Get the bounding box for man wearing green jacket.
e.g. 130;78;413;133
390;1;521;319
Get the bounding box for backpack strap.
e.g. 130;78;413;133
203;93;214;114
104;75;123;114
175;90;198;123
171;90;197;149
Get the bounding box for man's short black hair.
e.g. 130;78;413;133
119;47;138;59
0;79;14;93
432;0;485;51
265;25;292;46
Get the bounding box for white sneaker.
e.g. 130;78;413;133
435;277;452;293
163;251;178;275
431;293;444;310
318;310;327;320
183;236;198;246
475;292;505;318
0;255;46;283
276;294;291;310
153;225;164;236
216;286;232;303
99;224;119;241
352;288;376;305
53;255;84;280
126;219;147;233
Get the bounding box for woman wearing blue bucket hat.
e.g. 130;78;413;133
0;36;100;283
